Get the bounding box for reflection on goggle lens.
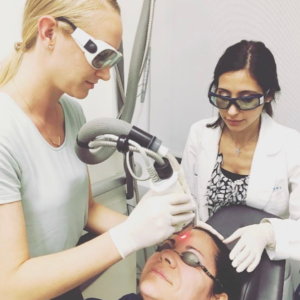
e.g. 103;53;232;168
179;251;201;267
208;92;264;111
92;50;120;69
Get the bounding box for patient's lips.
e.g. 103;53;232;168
150;267;173;285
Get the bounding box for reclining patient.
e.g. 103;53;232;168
88;228;239;300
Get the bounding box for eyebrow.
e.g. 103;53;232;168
217;87;261;94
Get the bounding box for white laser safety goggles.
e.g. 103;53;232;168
56;17;123;70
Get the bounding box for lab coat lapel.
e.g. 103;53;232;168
199;125;221;180
197;125;222;220
247;113;283;209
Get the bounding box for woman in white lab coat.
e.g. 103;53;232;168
0;1;196;299
182;40;300;274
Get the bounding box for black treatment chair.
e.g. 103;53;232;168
54;205;287;300
206;205;286;300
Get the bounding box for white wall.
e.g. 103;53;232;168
0;2;24;60
149;0;300;157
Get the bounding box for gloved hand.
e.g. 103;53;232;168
109;192;195;258
196;220;224;241
223;223;275;272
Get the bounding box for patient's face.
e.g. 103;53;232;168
139;229;218;300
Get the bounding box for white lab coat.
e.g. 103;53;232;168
182;112;300;260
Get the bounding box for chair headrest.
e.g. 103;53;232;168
206;205;285;300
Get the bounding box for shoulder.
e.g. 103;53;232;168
0;92;17;117
261;113;300;153
281;124;300;151
265;114;300;140
189;116;218;135
0;92;24;137
60;94;84;115
60;94;86;126
184;116;220;150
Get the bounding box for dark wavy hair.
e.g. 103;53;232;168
194;228;240;300
207;40;281;128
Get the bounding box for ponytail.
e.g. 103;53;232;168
0;43;25;87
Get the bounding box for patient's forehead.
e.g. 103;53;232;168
168;229;218;265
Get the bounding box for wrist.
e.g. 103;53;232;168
260;221;276;249
109;222;136;259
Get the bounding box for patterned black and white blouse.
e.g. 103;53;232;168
206;153;249;217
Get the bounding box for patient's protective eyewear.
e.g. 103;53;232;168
208;83;267;111
56;17;123;70
156;243;224;289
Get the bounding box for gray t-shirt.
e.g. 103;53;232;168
0;93;89;257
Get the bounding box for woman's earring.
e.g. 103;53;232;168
47;35;54;50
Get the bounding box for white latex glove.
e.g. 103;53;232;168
109;192;195;258
196;220;224;241
223;223;275;273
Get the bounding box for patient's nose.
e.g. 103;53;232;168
160;250;178;269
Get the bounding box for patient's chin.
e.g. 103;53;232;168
139;278;167;300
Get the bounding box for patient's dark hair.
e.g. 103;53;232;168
195;227;240;300
207;40;281;128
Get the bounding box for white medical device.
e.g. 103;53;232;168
75;118;198;233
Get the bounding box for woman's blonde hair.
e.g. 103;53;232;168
0;0;121;87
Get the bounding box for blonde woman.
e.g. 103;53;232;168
0;1;196;299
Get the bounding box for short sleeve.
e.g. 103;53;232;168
0;138;21;203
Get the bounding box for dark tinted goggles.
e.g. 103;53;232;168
91;48;121;69
56;17;122;70
156;243;224;289
208;92;265;110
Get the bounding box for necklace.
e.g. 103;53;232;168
227;129;259;157
12;81;61;147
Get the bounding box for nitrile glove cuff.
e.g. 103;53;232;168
109;223;136;259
